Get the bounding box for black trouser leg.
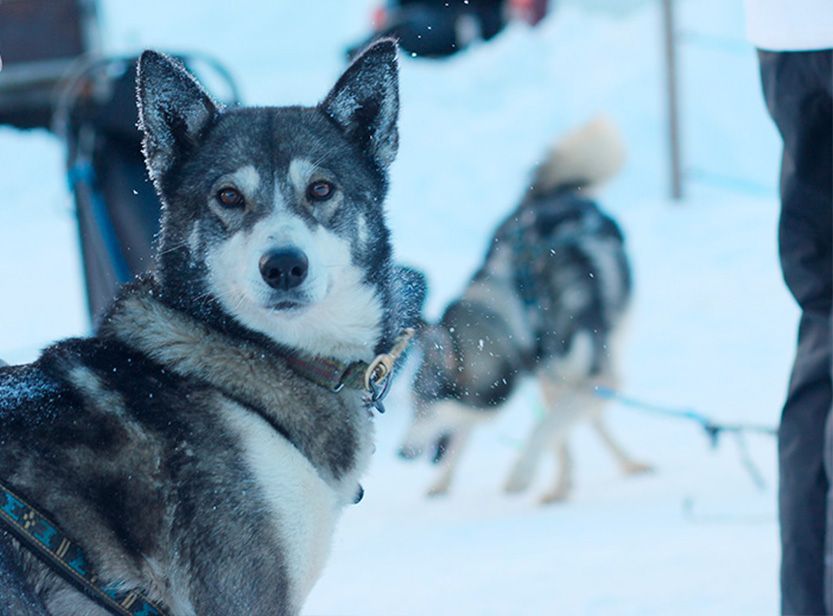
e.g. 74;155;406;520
759;49;833;616
781;308;833;615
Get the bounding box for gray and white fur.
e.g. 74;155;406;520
0;40;404;615
400;117;652;503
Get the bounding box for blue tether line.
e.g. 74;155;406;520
594;386;776;490
594;386;776;438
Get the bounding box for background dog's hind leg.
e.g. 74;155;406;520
588;362;654;477
591;414;654;476
427;427;472;498
540;440;574;504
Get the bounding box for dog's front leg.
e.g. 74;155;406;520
427;428;472;497
539;440;574;504
505;378;582;495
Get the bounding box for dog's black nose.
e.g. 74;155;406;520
259;248;309;290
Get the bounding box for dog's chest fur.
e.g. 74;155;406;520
0;284;375;615
218;396;352;612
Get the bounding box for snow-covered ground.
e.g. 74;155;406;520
0;0;796;613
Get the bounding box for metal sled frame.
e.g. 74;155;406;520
53;53;241;321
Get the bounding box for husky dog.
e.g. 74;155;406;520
399;117;652;503
0;40;405;615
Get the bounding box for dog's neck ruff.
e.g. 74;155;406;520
101;284;412;412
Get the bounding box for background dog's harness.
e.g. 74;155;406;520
0;479;166;615
505;192;612;308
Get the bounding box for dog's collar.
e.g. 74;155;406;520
283;328;415;412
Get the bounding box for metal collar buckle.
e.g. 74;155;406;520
366;359;394;413
368;374;392;413
362;328;416;413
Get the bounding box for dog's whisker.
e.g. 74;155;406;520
309;145;346;170
231;292;248;312
156;239;191;257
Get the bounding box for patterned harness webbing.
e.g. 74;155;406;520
0;480;166;616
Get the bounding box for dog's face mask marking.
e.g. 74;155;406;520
201;155;382;361
136;44;399;361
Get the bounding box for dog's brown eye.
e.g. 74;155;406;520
306;180;334;202
217;187;245;208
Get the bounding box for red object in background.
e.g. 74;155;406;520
509;0;550;26
372;5;389;30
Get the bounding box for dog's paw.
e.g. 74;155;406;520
503;474;532;494
539;489;570;505
426;484;449;498
622;460;655;476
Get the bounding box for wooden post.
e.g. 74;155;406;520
661;0;683;201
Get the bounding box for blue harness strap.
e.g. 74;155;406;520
0;480;167;616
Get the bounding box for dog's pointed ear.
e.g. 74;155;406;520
320;39;399;173
136;50;219;183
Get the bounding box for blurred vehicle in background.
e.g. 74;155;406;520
55;54;239;320
347;0;550;59
0;0;239;322
0;0;100;129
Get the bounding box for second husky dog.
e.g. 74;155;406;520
399;117;651;503
0;41;406;615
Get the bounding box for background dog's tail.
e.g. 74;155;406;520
529;115;626;198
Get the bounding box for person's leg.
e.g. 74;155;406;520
822;51;833;615
784;309;833;615
759;49;833;615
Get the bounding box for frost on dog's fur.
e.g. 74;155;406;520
0;365;58;418
321;38;399;174
136;50;220;184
